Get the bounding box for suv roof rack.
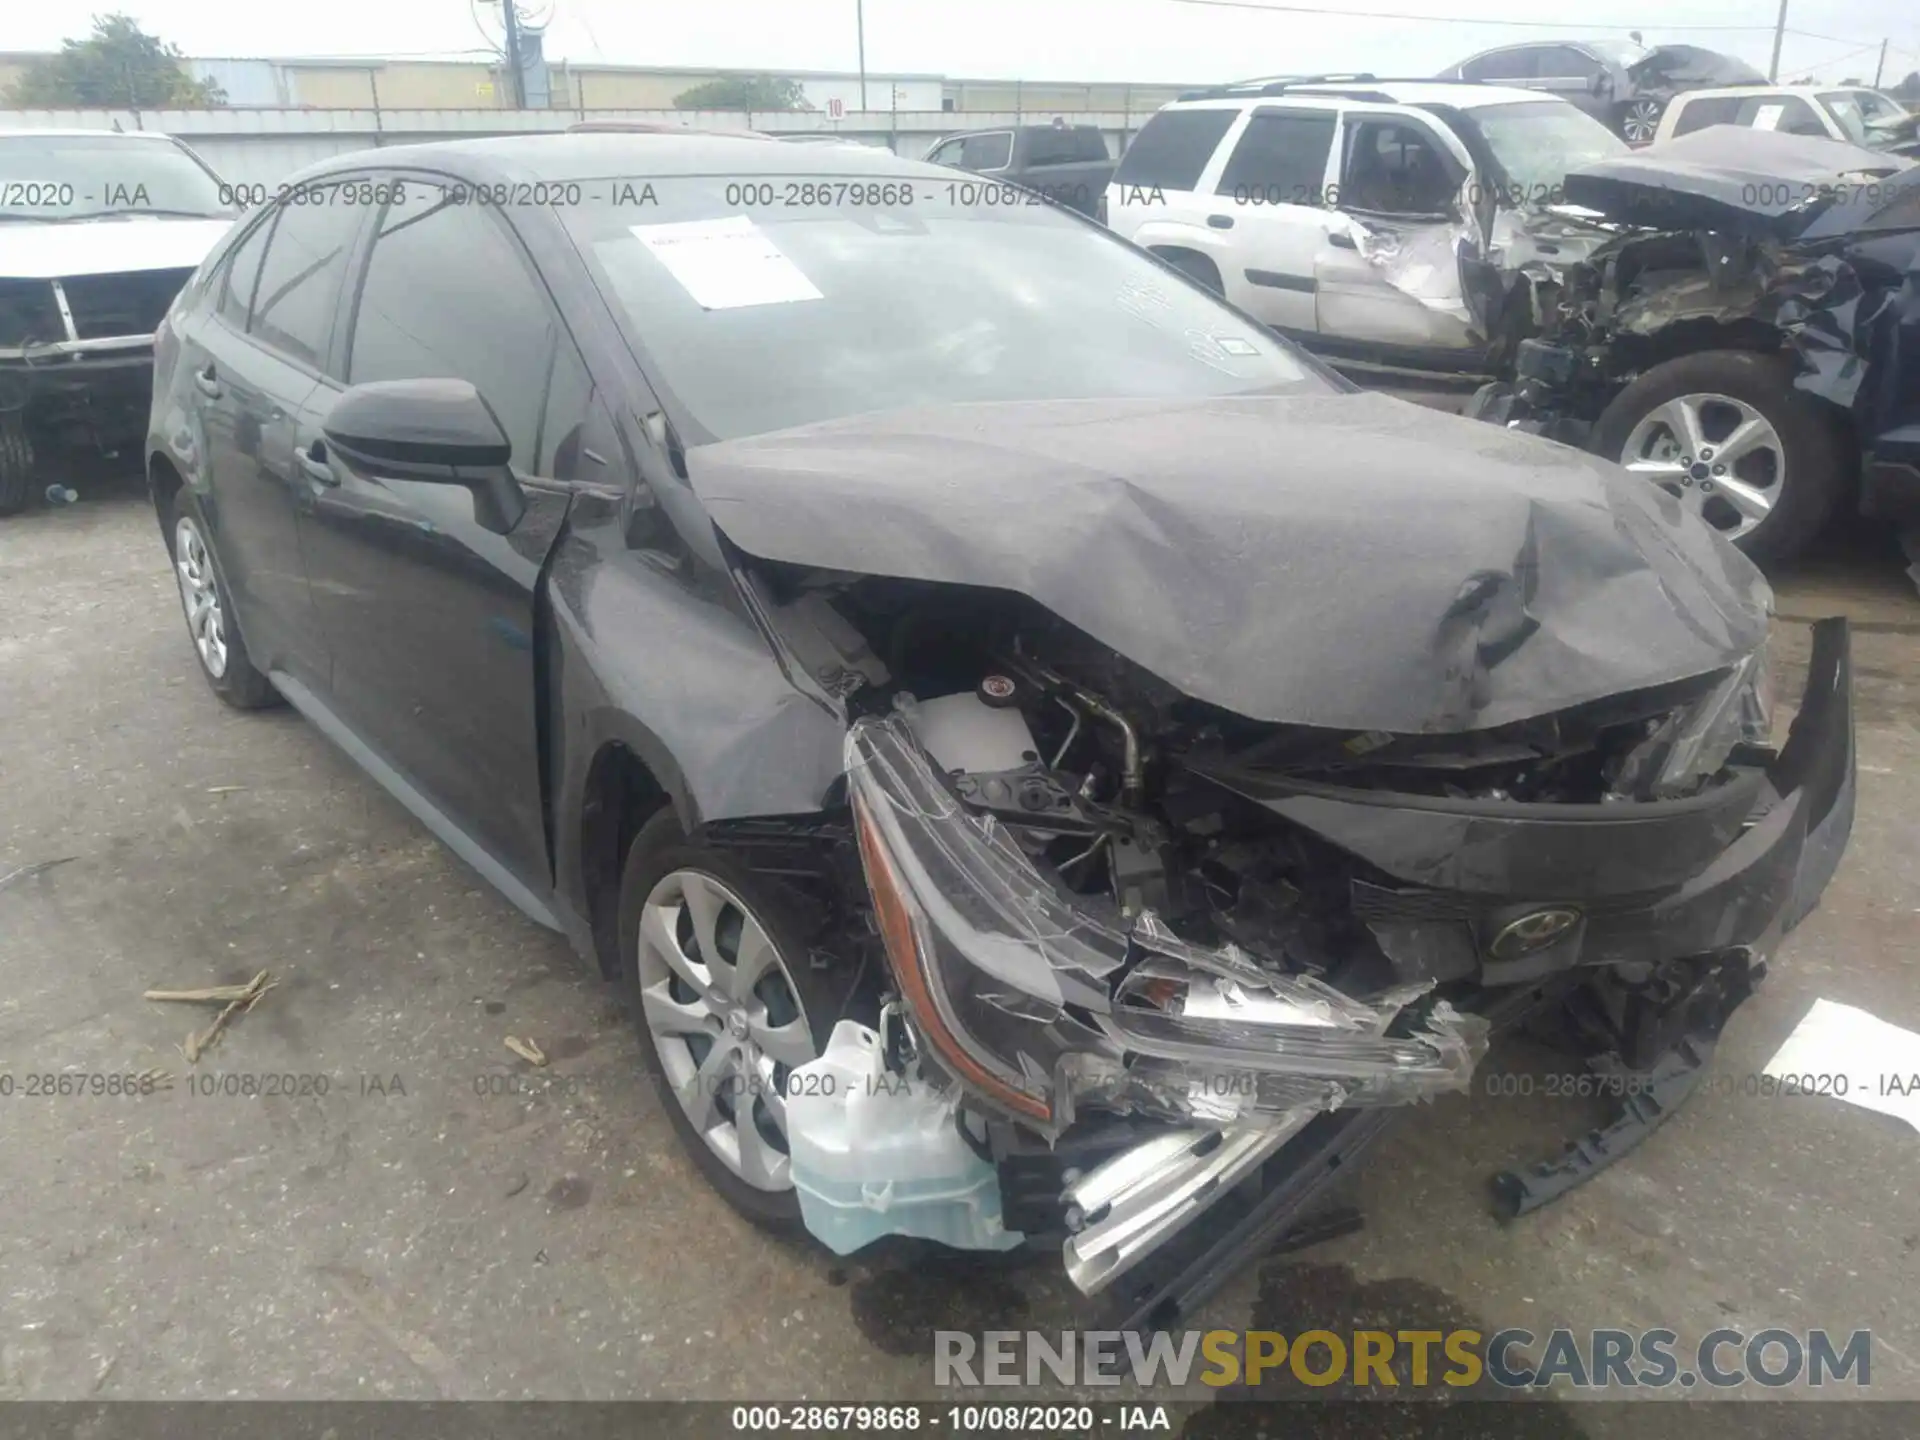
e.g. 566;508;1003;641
1177;72;1378;100
1175;74;1491;101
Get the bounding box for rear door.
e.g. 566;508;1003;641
1314;109;1478;357
292;176;600;894
186;187;366;679
1204;106;1339;333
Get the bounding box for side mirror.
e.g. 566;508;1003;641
323;378;525;534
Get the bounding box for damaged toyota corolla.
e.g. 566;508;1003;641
149;135;1856;1333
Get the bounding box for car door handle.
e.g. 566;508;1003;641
193;364;221;398
1328;231;1357;250
1207;214;1235;229
298;441;337;488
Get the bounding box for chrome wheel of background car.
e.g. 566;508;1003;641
1619;392;1784;543
1621;99;1663;144
173;515;229;678
635;868;816;1193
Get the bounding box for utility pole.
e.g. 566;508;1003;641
502;0;527;108
1767;0;1788;82
1873;38;1889;88
857;0;868;112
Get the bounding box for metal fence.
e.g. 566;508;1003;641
0;107;1161;187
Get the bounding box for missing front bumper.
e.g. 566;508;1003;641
824;621;1854;1304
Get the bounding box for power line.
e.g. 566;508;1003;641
1172;0;1836;32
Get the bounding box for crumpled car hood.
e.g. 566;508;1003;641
1563;129;1916;240
685;392;1771;734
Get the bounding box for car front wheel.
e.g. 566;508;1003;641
617;810;850;1232
1591;349;1847;565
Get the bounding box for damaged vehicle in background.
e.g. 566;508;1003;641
1438;40;1768;144
0;128;235;515
148;134;1856;1334
1467;128;1920;566
1103;78;1629;380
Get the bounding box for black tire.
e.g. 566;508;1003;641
1590;349;1847;566
165;489;280;709
617;809;860;1234
1155;248;1224;294
0;412;32;517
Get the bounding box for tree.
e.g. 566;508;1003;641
673;75;808;112
8;14;225;108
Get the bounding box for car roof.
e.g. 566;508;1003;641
1166;81;1553;110
282;132;934;188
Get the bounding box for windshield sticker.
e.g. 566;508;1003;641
628;216;823;310
1752;105;1786;132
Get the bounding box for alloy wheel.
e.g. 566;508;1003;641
1622;99;1663;144
635;869;816;1192
1619;392;1785;544
173;515;229;678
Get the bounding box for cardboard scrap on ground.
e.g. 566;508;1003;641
144;969;276;1064
1763;998;1920;1135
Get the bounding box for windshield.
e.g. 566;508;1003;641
563;176;1327;443
1820;90;1910;144
1462;101;1630;197
0;134;230;221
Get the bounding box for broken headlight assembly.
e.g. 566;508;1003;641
1611;640;1775;800
844;711;1484;1141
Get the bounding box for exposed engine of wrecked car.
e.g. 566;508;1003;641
729;553;1844;1311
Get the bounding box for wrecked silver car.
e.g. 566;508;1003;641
1467;127;1920;567
151;135;1857;1336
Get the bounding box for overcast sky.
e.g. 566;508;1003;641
15;0;1920;87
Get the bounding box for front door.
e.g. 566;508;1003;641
293;177;598;896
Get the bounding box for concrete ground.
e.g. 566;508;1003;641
2;471;1918;1435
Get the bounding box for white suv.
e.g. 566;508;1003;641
1104;78;1629;375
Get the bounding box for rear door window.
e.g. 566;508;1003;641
1113;109;1239;191
217;214;272;328
958;132;1013;171
247;184;365;371
1462;49;1538;82
1217;109;1337;207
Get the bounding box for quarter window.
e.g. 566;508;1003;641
1113;109;1239;191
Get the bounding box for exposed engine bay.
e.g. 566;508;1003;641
739;559;1849;1312
676;385;1854;1326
